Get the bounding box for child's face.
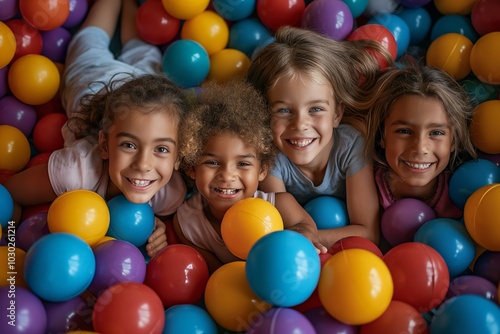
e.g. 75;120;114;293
99;107;180;204
267;73;343;169
188;133;267;218
382;95;454;189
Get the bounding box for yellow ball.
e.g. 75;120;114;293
0;246;27;289
426;33;472;81
208;48;251;83
470;100;500;154
8;54;61;105
47;190;110;247
221;198;283;260
0;125;31;172
181;10;229;55
91;236;116;249
470;32;500;85
0;21;16;69
464;183;500;251
433;0;476;15
162;0;210;20
318;248;394;325
204;261;271;332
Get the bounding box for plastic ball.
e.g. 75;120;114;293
8;54;61;105
382;242;450;313
19;0;70;31
164;304;218;334
430;294;500;334
471;0;500;36
304;307;359;334
342;0;368;18
41;26;72;63
303;196;349;230
181;10;229;55
5;19;43;62
246;230;321;307
464;183;500;251
0;286;47;334
16;212;50;252
32;113;67;153
470;32;500;85
88;240;147;297
433;0;476;15
470;101;500;154
0;184;14;229
212;0;256;21
47;190;110;247
397;7;432;46
24;233;96;302
347;23;398;63
368;13;410;58
204;261;272;332
0;0;19;21
25;151;51;169
63;0;89;29
460;76;500;107
381;198;436;247
247;307;316;334
430;14;479;43
414;218;475;277
161;0;210;20
328;235;383;258
221;197;283;260
0;21;16;69
0;95;37;137
162;39;210;88
473;250;500;285
207;48;251;83
144;244;209;308
228;18;272;58
257;0;306;31
445;275;498;303
92;282;165;334
105;194;154;246
0;246;27;289
0;67;8;98
426;33;472;80
363;0;399;17
301;0;354;41
136;0;181;45
449;159;500;209
0;124;31;172
44;296;93;333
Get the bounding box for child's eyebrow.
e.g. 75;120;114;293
115;132;177;144
202;152;257;159
389;120;451;128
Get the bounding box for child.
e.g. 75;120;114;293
3;0;188;257
172;80;326;273
364;65;477;219
247;26;393;248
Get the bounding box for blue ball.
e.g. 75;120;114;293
414;218;475;277
251;35;276;60
162;39;210;88
106;195;155;247
24;233;96;302
245;230;321;307
303;196;349;230
228;18;272;58
0;184;13;229
449;159;500;210
431;295;500;334
397;7;432;46
368;13;411;58
163;304;218;334
430;14;479;44
212;0;256;21
342;0;369;18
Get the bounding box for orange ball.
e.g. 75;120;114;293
426;33;472;80
181;10;229;55
221;198;283;260
19;0;70;31
8;54;61;105
469;100;500;154
433;0;476;15
0;21;16;69
470;32;500;85
162;0;210;20
0;125;31;172
208;48;251;83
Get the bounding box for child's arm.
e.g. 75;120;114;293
172;213;223;274
145;217;168;257
259;174;287;193
317;165;380;248
274;192;328;253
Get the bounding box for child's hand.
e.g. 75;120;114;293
146;217;168;257
289;224;328;254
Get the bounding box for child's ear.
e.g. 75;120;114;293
186;167;196;180
174;157;181;170
258;165;268;182
333;104;344;126
98;131;109;159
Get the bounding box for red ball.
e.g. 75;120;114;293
136;0;181;45
92;282;165;334
32;113;68;153
257;0;305;31
164;217;180;244
471;0;500;36
34;94;65;119
144;244;209;308
348;23;398;67
19;0;70;31
5;19;43;62
329;236;383;258
383;242;450;313
25;152;51;169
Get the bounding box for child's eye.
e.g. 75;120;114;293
395;129;411;135
202;160;219;166
309;107;324;113
430;130;446;136
120;142;136;149
155;146;170;154
237;161;252;167
274;108;291;114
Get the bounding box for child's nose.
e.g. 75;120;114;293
218;165;237;182
292;112;309;131
411;136;430;154
134;151;153;171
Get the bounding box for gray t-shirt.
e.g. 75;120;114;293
269;124;366;206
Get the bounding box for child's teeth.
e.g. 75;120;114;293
290;139;313;147
130;179;151;187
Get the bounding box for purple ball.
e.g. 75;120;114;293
88;240;147;297
0;0;19;21
301;0;354;41
0;67;9;98
0;95;37;137
381;198;437;247
247;308;316;334
446;275;498;303
44;296;94;333
0;286;47;334
16;212;50;252
473;250;500;286
41;27;72;63
63;0;89;29
304;307;359;334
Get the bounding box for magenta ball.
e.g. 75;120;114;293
63;0;89;29
247;308;316;334
0;286;47;334
0;67;8;98
446;275;498;303
41;27;72;63
301;0;354;41
16;212;50;252
88;240;147;297
304;307;358;334
473;250;500;286
44;296;94;333
381;198;436;247
0;95;38;137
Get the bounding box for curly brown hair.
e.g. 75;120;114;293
179;79;277;172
